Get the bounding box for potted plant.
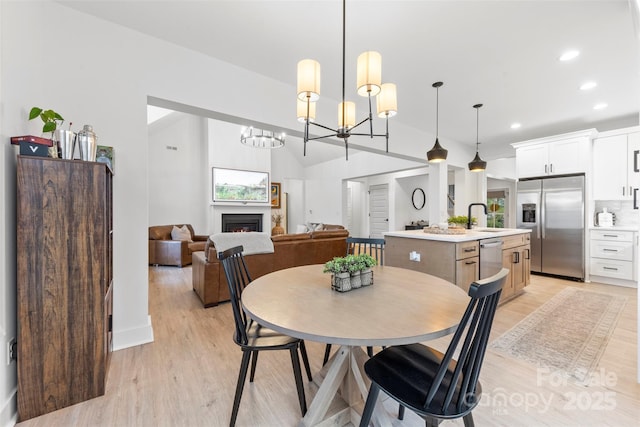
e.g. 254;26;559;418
358;254;377;286
271;211;284;236
448;215;476;229
323;257;351;292
28;107;72;159
29;107;64;136
345;254;365;289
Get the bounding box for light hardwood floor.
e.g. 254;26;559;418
16;267;639;427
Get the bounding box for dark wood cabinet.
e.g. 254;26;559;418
16;156;113;421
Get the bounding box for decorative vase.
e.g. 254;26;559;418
350;271;362;289
360;268;373;286
271;221;284;236
331;272;351;292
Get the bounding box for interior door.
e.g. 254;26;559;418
369;184;389;239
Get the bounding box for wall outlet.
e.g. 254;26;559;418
7;338;16;365
409;251;421;262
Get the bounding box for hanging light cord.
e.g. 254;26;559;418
476;105;480;150
435;85;439;138
342;0;346;110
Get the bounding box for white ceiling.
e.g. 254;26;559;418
61;0;640;165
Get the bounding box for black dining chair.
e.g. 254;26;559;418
358;268;509;427
219;245;312;427
323;237;385;366
346;236;385;264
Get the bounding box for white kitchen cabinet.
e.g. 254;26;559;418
593;131;640;201
589;229;636;284
513;130;595;179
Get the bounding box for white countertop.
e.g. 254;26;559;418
384;228;531;242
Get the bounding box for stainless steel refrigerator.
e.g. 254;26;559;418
516;174;584;280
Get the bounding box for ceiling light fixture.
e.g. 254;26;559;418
427;81;447;163
580;81;597;91
559;50;580;61
468;104;487;172
240;127;285;149
510;123;522;129
297;99;316;123
593;103;608;110
296;0;397;160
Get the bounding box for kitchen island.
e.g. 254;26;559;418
384;228;531;302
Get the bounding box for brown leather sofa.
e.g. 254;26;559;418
192;228;349;307
149;224;208;267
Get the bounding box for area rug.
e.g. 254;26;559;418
489;287;627;383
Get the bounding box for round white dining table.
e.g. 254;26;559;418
242;264;469;427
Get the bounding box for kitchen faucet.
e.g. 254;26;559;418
467;203;488;229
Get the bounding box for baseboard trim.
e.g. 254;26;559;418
112;315;154;351
0;387;17;427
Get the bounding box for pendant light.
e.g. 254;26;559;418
427;81;448;163
468;103;487;172
296;0;397;160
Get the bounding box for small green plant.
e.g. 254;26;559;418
448;215;476;226
29;107;64;135
358;254;378;269
325;254;377;275
345;254;365;274
323;257;349;274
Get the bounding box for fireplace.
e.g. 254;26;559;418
222;214;263;233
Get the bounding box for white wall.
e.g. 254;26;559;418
0;1;17;424
304;151;426;227
271;138;306;232
148;112;208;233
396;174;430;228
208;120;272;234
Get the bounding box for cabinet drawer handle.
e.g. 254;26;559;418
465;261;476;265
525;248;530;260
603;234;619;238
603;267;618;271
512;251;520;264
603;248;619;252
634;150;639;173
464;247;476;252
545;164;548;174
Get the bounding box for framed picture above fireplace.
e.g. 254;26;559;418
212;167;269;203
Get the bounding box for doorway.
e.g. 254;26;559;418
369;184;389;238
487;189;508;228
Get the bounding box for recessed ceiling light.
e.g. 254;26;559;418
580;81;597;90
510;123;521;129
559;50;580;61
593;103;608;110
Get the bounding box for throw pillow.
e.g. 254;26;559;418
296;224;308;234
171;225;192;242
308;222;324;231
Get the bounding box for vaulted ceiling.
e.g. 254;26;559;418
62;0;640;164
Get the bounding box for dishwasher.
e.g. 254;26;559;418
479;238;503;279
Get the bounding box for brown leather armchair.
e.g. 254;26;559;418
148;224;208;267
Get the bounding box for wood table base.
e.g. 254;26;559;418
299;345;392;427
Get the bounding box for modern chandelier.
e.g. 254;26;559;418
468;104;487;172
296;0;397;160
240;127;285;149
